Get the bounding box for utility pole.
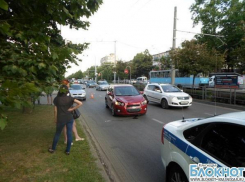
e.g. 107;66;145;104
114;41;117;83
95;57;97;82
171;6;177;85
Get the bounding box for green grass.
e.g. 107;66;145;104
0;105;105;182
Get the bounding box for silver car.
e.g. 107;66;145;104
143;83;192;109
96;81;109;91
69;84;86;100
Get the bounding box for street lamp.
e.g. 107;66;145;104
125;66;131;84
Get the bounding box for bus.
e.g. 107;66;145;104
149;69;209;88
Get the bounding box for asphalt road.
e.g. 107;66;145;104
76;87;241;182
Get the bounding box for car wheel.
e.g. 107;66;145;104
105;99;109;108
161;99;169;109
84;98;86;101
111;105;116;116
167;164;188;182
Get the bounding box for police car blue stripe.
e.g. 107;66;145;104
164;129;220;166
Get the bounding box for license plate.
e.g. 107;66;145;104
180;101;188;105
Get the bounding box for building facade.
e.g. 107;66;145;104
152;51;169;66
100;53;117;65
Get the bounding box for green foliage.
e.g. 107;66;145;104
190;0;245;71
0;114;7;130
0;0;8;11
0;0;102;128
154;54;172;70
131;49;153;78
170;39;225;76
116;60;128;80
67;70;84;79
85;66;96;79
97;64;114;81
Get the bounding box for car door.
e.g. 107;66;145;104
183;122;245;178
152;85;163;103
144;85;154;102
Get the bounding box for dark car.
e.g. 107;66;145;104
105;85;148;116
86;80;97;88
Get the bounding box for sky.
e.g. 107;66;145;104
62;0;202;77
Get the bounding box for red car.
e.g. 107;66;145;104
105;85;148;116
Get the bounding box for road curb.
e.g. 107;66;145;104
78;115;121;182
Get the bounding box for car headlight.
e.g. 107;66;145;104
172;97;178;102
115;101;124;106
141;100;147;105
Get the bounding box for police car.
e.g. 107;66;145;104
161;111;245;181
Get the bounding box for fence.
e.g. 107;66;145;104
183;87;245;106
134;83;245;107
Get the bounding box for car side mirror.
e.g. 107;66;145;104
139;91;144;95
83;87;85;90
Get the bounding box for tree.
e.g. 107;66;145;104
97;64;113;82
170;40;225;87
190;0;245;71
0;0;102;129
115;61;128;81
159;55;172;70
67;70;84;80
131;50;153;78
85;66;96;80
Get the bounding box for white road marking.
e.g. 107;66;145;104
152;118;164;124
105;120;111;122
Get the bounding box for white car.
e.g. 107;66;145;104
143;83;192;109
69;84;86;100
161;111;245;181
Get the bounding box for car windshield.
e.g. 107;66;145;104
99;82;108;85
115;86;139;96
161;85;181;92
70;85;82;90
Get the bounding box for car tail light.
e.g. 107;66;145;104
161;124;167;144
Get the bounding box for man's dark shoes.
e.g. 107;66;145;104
48;148;55;153
65;152;70;155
